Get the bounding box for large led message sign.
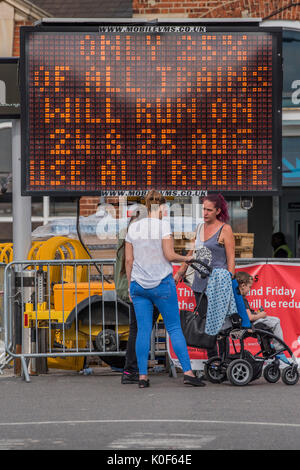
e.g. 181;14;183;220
20;24;282;196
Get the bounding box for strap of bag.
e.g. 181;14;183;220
192;223;208;315
193;290;206;315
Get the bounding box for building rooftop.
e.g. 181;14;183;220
29;0;132;18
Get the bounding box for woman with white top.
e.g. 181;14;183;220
125;190;206;388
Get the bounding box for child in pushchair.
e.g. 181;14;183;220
235;271;291;364
184;260;299;386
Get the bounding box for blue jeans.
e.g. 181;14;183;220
130;274;192;375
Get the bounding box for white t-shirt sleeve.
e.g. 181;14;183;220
161;219;172;239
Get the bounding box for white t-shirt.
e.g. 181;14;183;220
125;217;173;289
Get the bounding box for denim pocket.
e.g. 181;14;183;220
154;276;173;300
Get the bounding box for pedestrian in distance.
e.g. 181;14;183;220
271;232;292;258
125;190;206;388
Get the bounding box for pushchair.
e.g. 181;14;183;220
183;259;299;387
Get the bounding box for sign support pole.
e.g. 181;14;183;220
12;119;31;260
12;119;31;375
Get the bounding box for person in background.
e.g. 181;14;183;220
125;190;206;388
271;232;292;258
174;193;235;358
115;205;159;384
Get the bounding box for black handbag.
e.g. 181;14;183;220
180;292;217;349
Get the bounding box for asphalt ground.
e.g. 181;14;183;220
0;366;300;454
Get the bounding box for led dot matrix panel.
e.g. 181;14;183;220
21;24;282;196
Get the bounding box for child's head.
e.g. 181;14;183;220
235;271;253;296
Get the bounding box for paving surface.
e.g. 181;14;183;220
0;366;300;451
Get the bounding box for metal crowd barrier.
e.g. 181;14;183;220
235;258;300;265
0;263;5;365
2;257;299;382
1;259;167;382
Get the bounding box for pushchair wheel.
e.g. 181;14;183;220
227;359;253;386
281;366;299;385
263;363;281;383
204;356;227;384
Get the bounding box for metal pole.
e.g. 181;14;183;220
43;196;50;225
12;119;31;262
12;119;32;375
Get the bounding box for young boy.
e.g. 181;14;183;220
235;271;290;364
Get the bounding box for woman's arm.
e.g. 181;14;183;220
172;228;196;283
162;236;194;264
222;224;235;277
173;247;195;284
125;241;134;289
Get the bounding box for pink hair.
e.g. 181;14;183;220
203;193;230;223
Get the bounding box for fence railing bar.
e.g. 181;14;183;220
88;264;92;353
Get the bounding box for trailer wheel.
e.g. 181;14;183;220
94;330;127;370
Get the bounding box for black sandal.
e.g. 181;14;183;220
183;374;206;387
139;379;150;389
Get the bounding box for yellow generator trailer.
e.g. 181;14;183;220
24;280;132;370
20;236;132;371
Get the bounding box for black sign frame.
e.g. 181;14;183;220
20;21;282;197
